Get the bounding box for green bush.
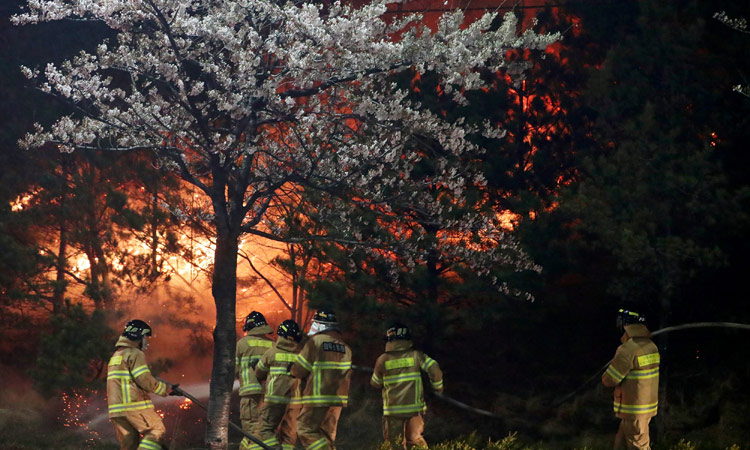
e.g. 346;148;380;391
29;303;116;397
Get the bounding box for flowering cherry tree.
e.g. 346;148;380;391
714;11;749;97
14;0;558;446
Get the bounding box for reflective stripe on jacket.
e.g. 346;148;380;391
602;324;660;418
255;336;302;404
106;336;168;417
370;340;444;416
290;329;352;407
235;328;274;396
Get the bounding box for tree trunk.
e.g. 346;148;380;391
52;221;67;313
85;241;113;308
423;247;440;355
52;156;70;313
205;229;239;449
149;190;159;279
295;249;311;327
94;243;113;306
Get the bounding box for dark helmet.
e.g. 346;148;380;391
243;311;268;332
385;323;412;342
616;308;647;330
277;320;303;342
122;319;153;341
313;309;338;324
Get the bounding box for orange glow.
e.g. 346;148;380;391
497;210;521;230
16;0;576;360
10;191;38;211
710;131;719;148
70;253;92;275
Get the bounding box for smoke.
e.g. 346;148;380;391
110;237;301;386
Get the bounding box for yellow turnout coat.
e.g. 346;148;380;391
602;324;660;418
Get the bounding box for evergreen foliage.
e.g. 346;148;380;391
30;303;116;396
0;0;749;446
561;0;750;323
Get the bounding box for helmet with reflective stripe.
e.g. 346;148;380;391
385;323;411;342
277;319;303;342
243;311;268;332
616;308;646;330
313;309;338;324
122;319;152;341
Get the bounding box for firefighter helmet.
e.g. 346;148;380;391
616;308;647;330
313;309;338;324
243;311;268;332
122;319;153;341
308;309;340;335
277;320;303;342
385;323;412;342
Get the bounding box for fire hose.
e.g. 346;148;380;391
165;321;750;441
170;385;274;450
351;365;505;419
551;321;750;407
355;322;750;418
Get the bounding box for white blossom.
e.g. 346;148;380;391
14;0;558;298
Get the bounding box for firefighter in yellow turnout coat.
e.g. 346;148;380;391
602;309;660;450
107;319;177;450
250;320;305;450
291;309;352;450
370;323;444;449
236;311;274;449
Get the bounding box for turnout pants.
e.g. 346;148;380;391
242;403;300;450
297;405;342;450
110;409;166;450
382;414;428;450
615;417;652;450
239;394;263;449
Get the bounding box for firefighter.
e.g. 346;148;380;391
236;311;275;449
107;319;179;450
251;319;305;450
370;323;443;450
291;309;352;450
602;308;660;450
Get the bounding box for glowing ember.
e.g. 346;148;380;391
59;389;102;444
179;398;193;410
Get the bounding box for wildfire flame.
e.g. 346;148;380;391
10;192;37;211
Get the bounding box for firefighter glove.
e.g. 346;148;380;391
168;384;182;396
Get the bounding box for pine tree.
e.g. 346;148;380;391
13;1;559;445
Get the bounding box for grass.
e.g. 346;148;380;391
0;416;747;450
0;408;117;450
371;433;746;450
1;382;748;450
